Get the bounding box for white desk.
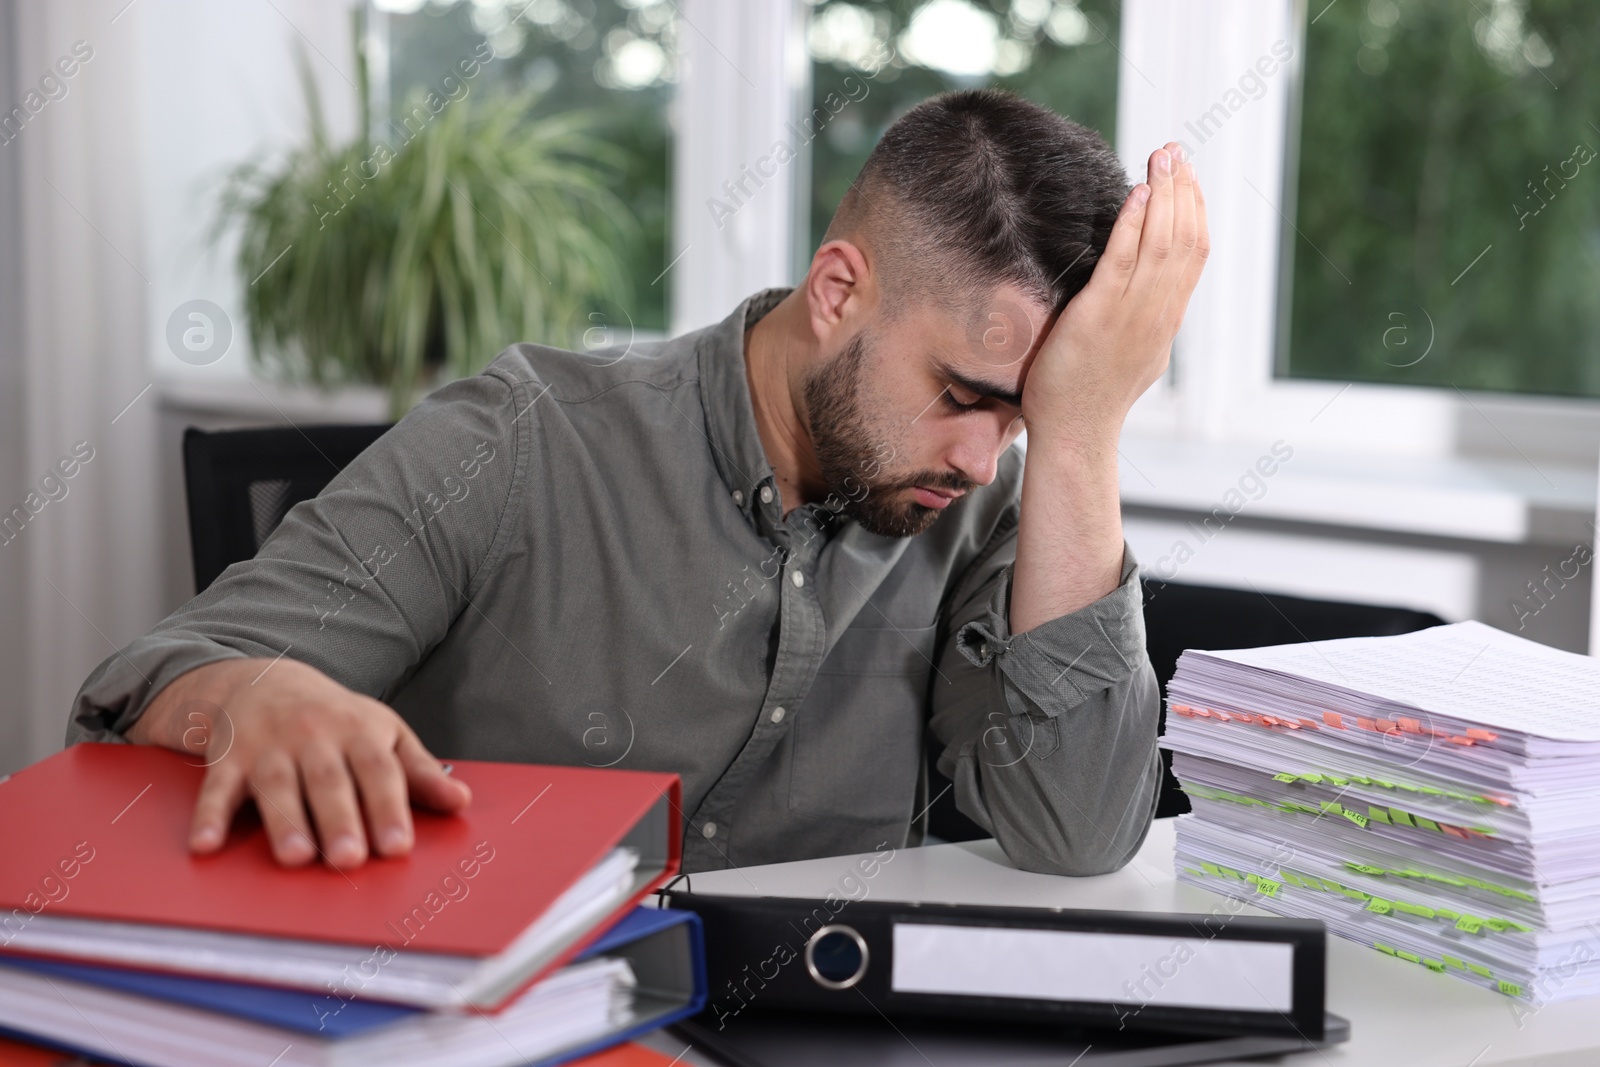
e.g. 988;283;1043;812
639;819;1600;1066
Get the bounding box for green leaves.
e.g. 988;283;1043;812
216;54;636;419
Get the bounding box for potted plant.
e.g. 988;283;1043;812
215;15;636;418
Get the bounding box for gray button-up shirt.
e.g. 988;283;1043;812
68;288;1160;875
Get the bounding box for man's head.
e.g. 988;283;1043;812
797;88;1129;537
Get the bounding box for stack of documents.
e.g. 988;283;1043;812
1161;620;1600;1004
0;744;703;1066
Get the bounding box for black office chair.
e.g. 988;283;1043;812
182;424;392;594
923;580;1446;842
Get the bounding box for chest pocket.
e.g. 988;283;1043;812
788;622;938;824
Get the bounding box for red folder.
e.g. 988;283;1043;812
0;743;680;1011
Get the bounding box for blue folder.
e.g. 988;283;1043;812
0;905;705;1066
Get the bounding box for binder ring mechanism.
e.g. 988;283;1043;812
804;924;870;991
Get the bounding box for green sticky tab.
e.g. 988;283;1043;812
1301;773;1324;783
1389;808;1414;827
1374;943;1397;956
1456;916;1483;933
1396;782;1420;793
1256;879;1281;897
1348;863;1384;875
1367;806;1392;823
1435;908;1460;922
1486;919;1510;932
1320;800;1342;813
1397;950;1421;963
1442;955;1466;971
1201;861;1222;876
1415;817;1441;832
1343;809;1369;828
1272;772;1298;783
1425;959;1447;973
1467;963;1493;979
1374;779;1397;789
1340;886;1371;901
1350;776;1373;785
1418;786;1445;796
1366;898;1392;914
1497;980;1523;997
1327;775;1351;786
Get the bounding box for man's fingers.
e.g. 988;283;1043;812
1129;147;1177;293
348;738;414;857
300;741;368;869
397;729;473;813
249;751;318;867
189;761;247;854
1171;148;1199;261
1178;165;1211;299
1091;183;1150;295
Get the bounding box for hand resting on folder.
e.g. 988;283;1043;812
126;656;471;870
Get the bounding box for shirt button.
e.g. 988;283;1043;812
770;706;786;724
759;485;774;504
732;490;744;506
702;822;718;839
791;571;804;588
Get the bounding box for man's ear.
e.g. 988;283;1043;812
804;239;874;349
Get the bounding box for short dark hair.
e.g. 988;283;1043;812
823;88;1129;316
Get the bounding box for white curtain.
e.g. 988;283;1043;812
1;0;162;773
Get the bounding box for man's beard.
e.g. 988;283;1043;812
803;330;975;538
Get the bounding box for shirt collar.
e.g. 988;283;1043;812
696;287;792;515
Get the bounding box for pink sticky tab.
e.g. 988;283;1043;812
1466;728;1498;742
1447;736;1474;746
1323;711;1347;729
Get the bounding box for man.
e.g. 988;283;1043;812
69;89;1207;877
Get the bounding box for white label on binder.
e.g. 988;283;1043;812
890;924;1294;1012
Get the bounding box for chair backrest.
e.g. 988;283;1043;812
182;424;392;594
923;579;1446;843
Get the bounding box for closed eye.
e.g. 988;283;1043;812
941;386;981;411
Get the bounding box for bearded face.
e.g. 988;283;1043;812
803;329;977;538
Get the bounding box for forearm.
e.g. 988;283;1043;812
1009;435;1125;634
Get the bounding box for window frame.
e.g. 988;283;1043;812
1115;0;1600;465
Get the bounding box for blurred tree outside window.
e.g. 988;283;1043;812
803;0;1123;259
1282;0;1600;398
376;0;677;334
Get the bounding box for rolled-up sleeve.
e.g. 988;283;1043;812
66;368;526;746
929;532;1161;876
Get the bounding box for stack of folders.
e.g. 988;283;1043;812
0;744;706;1067
1161;620;1600;1006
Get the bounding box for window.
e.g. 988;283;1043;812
802;0;1122;256
376;0;678;332
1281;0;1600;398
